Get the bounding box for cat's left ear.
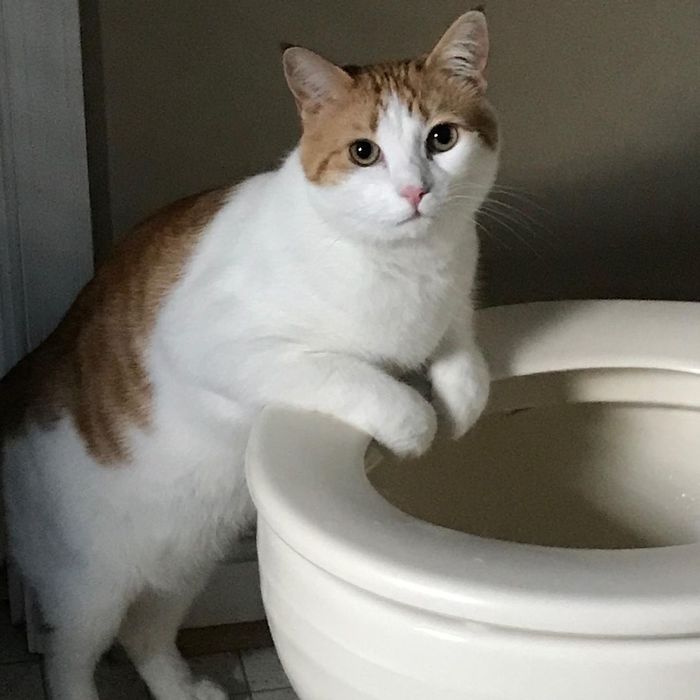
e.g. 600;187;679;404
427;10;490;91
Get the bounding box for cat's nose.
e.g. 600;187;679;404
400;185;427;210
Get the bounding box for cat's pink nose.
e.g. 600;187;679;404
400;185;427;210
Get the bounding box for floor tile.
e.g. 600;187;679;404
241;647;290;691
95;656;150;700
188;652;248;695
0;662;45;699
252;689;299;699
97;651;249;698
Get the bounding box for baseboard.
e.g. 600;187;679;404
185;557;265;628
178;620;272;657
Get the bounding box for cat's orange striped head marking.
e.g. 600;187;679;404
283;10;499;242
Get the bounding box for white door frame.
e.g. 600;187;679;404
0;0;95;355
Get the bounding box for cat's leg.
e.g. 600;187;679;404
43;575;130;700
119;583;227;700
429;315;490;439
242;348;437;456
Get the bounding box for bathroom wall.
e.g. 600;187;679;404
89;0;700;305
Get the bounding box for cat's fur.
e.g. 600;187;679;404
0;11;498;700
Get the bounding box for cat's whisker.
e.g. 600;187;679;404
447;185;492;198
475;208;545;259
451;181;556;218
484;196;546;224
481;202;557;249
475;220;513;251
445;189;556;253
442;193;512;252
490;190;554;216
486;198;558;236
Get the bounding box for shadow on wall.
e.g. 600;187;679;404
480;125;700;306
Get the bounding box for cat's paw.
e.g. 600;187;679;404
375;391;437;458
191;679;229;700
430;347;490;440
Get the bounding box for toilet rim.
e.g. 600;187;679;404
246;300;700;637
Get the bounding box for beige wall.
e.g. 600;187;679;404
92;0;700;305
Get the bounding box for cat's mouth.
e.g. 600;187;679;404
396;211;425;226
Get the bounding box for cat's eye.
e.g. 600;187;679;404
427;123;459;154
349;139;381;167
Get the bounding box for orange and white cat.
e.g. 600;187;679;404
0;11;498;700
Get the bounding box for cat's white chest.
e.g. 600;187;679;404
294;242;465;367
349;267;455;364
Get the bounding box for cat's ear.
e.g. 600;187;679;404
427;10;490;91
283;47;353;116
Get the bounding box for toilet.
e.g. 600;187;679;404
245;300;700;700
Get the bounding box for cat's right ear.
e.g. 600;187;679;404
282;47;352;117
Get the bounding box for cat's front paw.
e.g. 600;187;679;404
430;347;490;440
375;391;437;458
191;679;229;700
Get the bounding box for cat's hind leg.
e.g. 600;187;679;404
42;573;131;700
118;583;228;700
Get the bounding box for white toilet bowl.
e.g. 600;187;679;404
246;300;700;700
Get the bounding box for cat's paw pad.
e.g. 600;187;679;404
192;679;229;700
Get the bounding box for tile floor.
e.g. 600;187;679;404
0;599;298;699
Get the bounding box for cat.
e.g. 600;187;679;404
0;10;498;700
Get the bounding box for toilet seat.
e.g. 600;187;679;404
246;301;700;637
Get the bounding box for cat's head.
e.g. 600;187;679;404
283;10;499;242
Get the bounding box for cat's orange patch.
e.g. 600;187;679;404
299;59;498;185
0;189;230;464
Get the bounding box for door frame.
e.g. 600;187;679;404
0;0;94;356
